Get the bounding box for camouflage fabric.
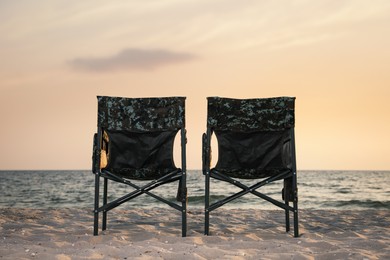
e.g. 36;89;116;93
207;97;295;132
98;96;185;131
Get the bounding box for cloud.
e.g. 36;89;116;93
69;48;196;72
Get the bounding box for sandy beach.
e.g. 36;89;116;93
0;208;389;259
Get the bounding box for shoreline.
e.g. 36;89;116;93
1;208;389;259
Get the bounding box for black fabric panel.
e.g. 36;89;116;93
104;130;178;179
214;130;291;178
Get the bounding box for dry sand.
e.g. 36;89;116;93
0;208;389;259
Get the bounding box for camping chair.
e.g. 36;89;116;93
203;97;299;237
92;96;187;237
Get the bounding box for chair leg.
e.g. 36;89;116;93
285;201;290;232
293;200;299;237
293;172;299;237
182;210;187;237
204;172;210;235
181;174;187;237
102;178;108;231
93;174;100;236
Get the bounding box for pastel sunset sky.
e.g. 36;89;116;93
1;0;389;170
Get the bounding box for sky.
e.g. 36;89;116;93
1;0;390;170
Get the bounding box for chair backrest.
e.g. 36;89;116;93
207;97;295;179
97;96;185;179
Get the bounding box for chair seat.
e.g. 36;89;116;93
104;167;181;180
211;167;291;179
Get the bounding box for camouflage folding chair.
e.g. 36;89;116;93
203;97;299;237
92;96;187;237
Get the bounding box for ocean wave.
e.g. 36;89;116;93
322;200;390;210
1;170;389;210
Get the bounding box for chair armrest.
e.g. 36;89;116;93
202;133;211;173
283;177;295;202
92;133;99;173
176;178;187;202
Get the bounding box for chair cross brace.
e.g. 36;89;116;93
207;170;294;212
96;169;184;213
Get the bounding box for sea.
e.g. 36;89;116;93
0;170;389;210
